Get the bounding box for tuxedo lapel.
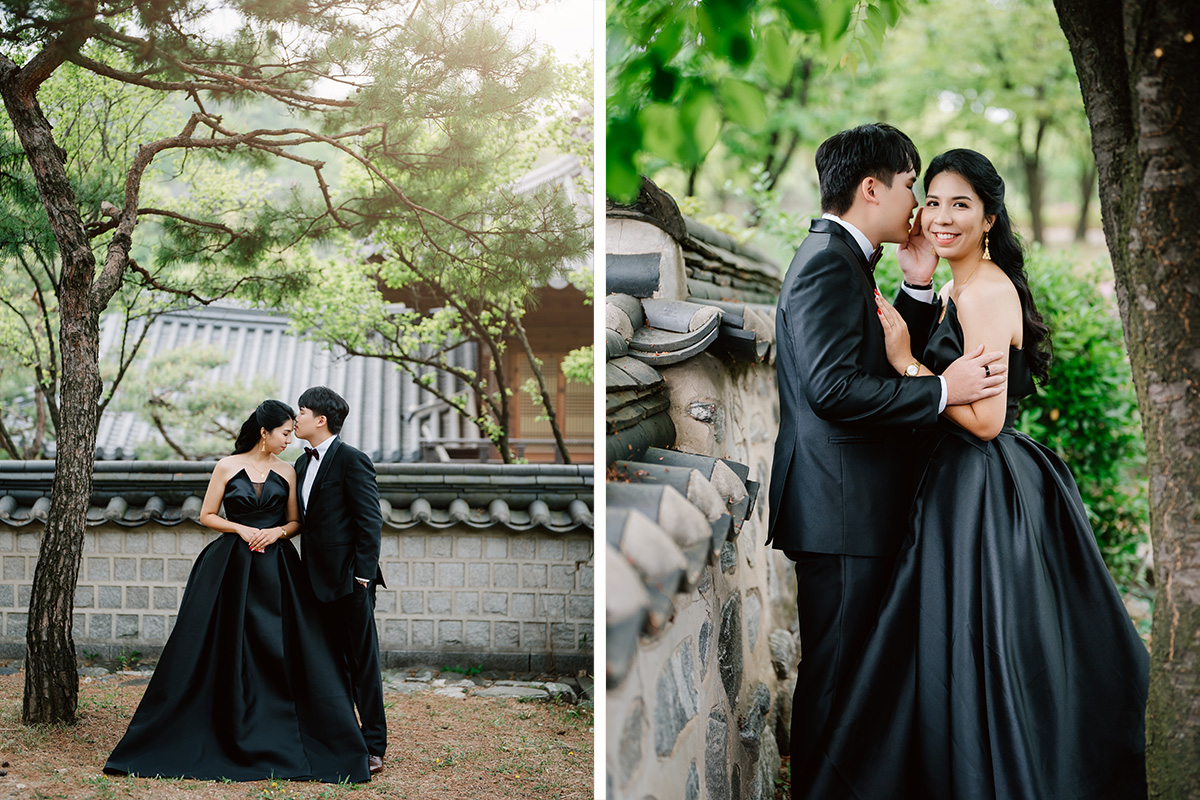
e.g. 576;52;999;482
306;437;343;511
809;218;875;284
295;453;309;519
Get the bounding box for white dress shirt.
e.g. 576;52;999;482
822;214;948;413
300;434;337;509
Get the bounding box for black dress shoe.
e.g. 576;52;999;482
368;755;384;775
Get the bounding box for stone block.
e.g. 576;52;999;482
706;709;729;800
457;536;482;558
380;534;399;557
579;624;593;650
0;584;11;608
116;614;140;638
655;638;700;757
566;538;592;562
428;535;452;558
17;584;30;607
412;562;434;587
411;620;434;648
98;586;123;609
493;563;518;588
438;620;463;647
538;538;565;560
141;558;164;581
686;761;700;800
467;563;490;587
551;622;577;651
126;586;149;610
124;532;148;554
437;563;465;588
746;589;763;652
167;559;191;582
75;585;95;608
90;613;112;639
539;594;566;618
99;532;123;553
522;621;547;649
549;565;575;589
73;612;85;631
167;614;176;636
485;537;508;559
521;564;548;589
465;620;490;648
7;612;28;637
400;591;424;615
152;532;176;554
720;540;737;574
179;532;205;554
16;533;38;552
568;595;592;620
383;619;408;648
511;592;535;618
510;537;535;559
618;699;645;787
153;586;178;610
143;615;164;640
455;592;479;615
483;592;508;615
718;595;743;707
699;619;713;680
384;561;408;587
494;621;519;648
3;557;24;581
375;590;396;614
580;566;594;590
113;557;137;581
427;591;452;615
402;536;426;558
0;532;12;552
738;683;771;758
86;558;110;581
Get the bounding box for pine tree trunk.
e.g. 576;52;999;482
2;51;105;725
1055;0;1200;793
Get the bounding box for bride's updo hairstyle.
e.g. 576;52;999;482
924;149;1052;384
232;400;296;455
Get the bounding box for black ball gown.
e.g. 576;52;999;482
816;299;1149;799
105;469;370;783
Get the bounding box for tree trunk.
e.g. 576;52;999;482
508;308;572;465
1018;117;1049;244
2;50;105;725
1055;0;1200;794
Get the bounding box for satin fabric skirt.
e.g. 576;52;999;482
105;534;369;783
818;424;1148;800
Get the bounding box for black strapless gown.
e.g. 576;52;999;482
817;300;1149;799
105;470;369;783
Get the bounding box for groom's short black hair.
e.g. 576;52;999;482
298;386;349;434
815;123;921;216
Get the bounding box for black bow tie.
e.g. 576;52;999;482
305;447;319;460
867;246;883;273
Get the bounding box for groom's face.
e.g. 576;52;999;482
294;407;323;441
874;168;919;244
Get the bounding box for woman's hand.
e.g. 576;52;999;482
239;526;269;553
896;208;937;287
875;290;914;373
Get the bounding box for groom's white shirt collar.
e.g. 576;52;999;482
300;434;337;507
309;434;337;459
822;213;875;261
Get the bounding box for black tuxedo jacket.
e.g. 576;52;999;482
296;437;386;603
766;218;942;557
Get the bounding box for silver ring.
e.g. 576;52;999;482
984;364;991;377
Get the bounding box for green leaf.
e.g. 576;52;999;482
762;25;794;87
776;0;823;32
680;89;723;160
718;79;768;131
821;0;855;48
639;103;688;161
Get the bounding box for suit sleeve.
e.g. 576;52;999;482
345;449;384;581
894;289;940;361
789;248;941;426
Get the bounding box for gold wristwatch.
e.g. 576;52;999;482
904;362;920;377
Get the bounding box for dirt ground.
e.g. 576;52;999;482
0;671;593;800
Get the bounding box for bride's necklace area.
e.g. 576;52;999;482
951;258;984;299
244;456;271;481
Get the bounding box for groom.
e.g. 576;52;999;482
765;123;1006;797
293;386;387;776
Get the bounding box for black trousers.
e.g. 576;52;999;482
790;551;895;799
323;581;387;757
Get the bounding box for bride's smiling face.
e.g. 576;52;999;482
261;421;293;455
922;171;995;261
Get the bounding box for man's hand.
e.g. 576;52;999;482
943;345;1008;405
896;208;937;287
356;577;370;587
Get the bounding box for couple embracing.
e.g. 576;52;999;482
768;124;1149;799
106;387;387;783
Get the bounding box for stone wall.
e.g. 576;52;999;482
0;524;593;674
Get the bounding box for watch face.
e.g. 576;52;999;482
906;363;919;377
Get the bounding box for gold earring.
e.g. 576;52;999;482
982;232;991;260
930;245;936;256
260;438;267;454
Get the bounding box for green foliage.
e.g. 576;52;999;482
561;346;594;386
109;344;279;460
1016;247;1147;585
606;0;909;201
